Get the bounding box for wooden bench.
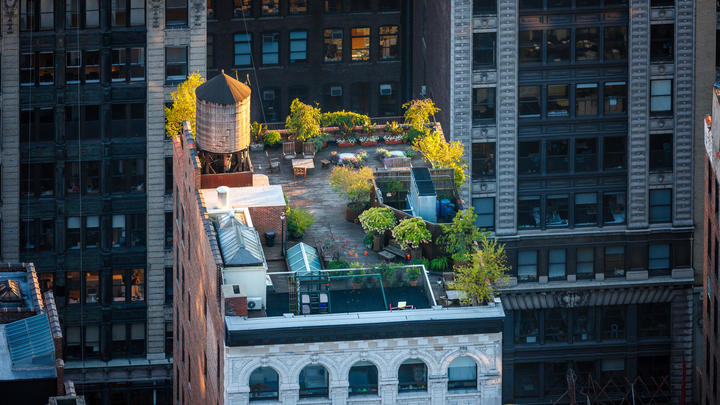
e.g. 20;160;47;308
377;250;395;261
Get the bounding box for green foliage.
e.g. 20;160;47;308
327;260;349;269
407;267;421;281
251;122;267;143
440;207;485;263
375;148;392;159
358;207;397;236
286;205;315;238
363;122;377;136
320;110;370;129
165;71;205;138
404;127;427;143
449;238;510;305
285;99;321;141
411;257;431;270
412;129;467;187
403;99;439;131
328;166;375;204
385;120;405;136
392;217;431;250
430;256;450;272
265;130;282;146
404;149;415;158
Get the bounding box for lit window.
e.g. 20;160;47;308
604;81;627;114
351;27;370;61
207;0;214;18
289;0;307;14
67;272;81;304
379;26;399;60
233;0;251;17
261;0;278;16
575;83;598;116
575;27;599;61
324;0;342;12
85;272;100;303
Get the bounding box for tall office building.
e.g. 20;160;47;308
426;0;710;402
0;0;205;401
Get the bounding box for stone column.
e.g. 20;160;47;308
280;385;299;405
450;0;473;203
1;0;20;261
480;376;502;405
379;379;398;404
627;0;650;229
428;376;448;405
494;0;518;236
330;385;348;405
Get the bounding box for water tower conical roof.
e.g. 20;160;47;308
195;72;251;105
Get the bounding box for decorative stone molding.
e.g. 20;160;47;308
3;0;17;34
151;0;162;28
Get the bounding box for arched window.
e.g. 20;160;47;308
398;359;427;392
249;367;278;401
348;361;378;396
299;365;329;398
448;356;477;390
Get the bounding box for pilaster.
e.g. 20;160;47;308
428;376;448;405
450;0;473;203
330;385;348;405
379;380;397;404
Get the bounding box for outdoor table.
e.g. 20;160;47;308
292;158;315;179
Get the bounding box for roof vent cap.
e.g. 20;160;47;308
217;186;230;209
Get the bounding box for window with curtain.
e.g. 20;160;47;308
398;359;427;392
650;79;672;115
448;357;477;390
299;365;329;398
548;249;566;280
348;361;378;396
517;250;538;281
576;248;594;279
351;27;370;61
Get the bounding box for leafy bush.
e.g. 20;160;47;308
328;166;374;206
385;120;405;136
411;257;431;270
440;208;485;263
320;111;370;129
404;149;415;158
392;217;431;250
376;148;392;159
403;99;439;130
165;72;205;138
285;99;321;141
449;239;510;305
358;207;396;235
412;129;467;187
265;130;282;146
327;260;349;269
286;206;315;238
251;121;267;143
430;256;450;272
407;267;421;281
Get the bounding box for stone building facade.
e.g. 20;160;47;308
0;0;206;402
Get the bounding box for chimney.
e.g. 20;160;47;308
217;186;230;210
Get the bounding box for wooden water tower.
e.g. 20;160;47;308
195;72;252;173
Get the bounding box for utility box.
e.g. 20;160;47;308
409;167;437;222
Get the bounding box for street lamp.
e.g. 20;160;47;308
280;213;286;256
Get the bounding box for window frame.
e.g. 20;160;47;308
351;27;371;62
165;47;188;82
324;28;344;63
234;33;253;67
379;25;399;60
289;31;308;63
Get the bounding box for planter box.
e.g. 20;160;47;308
337;141;357;147
360;141;378;146
384;139;404;145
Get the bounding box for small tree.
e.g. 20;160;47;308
440;207;485;263
328;166;374;209
449;238;510;306
285;99;321;141
392;217;431;250
165;71;205;138
403;99;439;132
412;129;467;187
358;207;396;236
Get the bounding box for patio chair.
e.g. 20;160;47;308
265;151;280;173
303;142;315;159
282;141;296;160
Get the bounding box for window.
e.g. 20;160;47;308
85;271;100;303
112;268;145;302
604;81;627;114
65;216;99;249
515;310;539;343
472;143;495;178
20;54;35;86
350;83;369;114
165;267;173;303
652;0;674;5
66;0;99;28
65;105;100;140
234;34;252;66
249;367;279;400
517;250;538;281
111;0;144;26
519;30;542;63
518;141;540;174
111;159;145;193
600;359;625;384
650;133;673;171
545;362;568;396
20;163;54;197
575;193;598;226
20;108;55;142
472;87;496;123
66;161;100;194
604;247;625;277
398;359;427;392
546;140;569;173
575;27;599;61
601;306;625;340
289;0;307;14
547;29;570;63
38;273;54;292
233;0;251;17
514;363;539;397
289;31;307;63
573;307;594;342
649;189;672;223
378;0;399;10
575;83;598;116
165;47;188;81
20;52;54;86
20;220;54;252
261;88;279;122
84;326;100;358
112;323;145;357
111;47;145;82
448;357;477;390
545;309;568;342
112;214;146;248
65;51;81;84
65;326;82;359
576;248;594;279
575;138;597;172
546;195;569;227
548;249;566;280
165;323;173;356
165;157;173;195
207;0;214;18
66;219;81;250
638;303;670;337
299;365;329;398
473;33;496;69
165;212;173;249
111;103;145;138
650;79;672;115
603;136;626;169
84;50;100;83
348;361;378;396
547;85;569;117
166;0;187;25
473;0;497;14
378;83;398;116
261;32;279;65
473;197;494;230
604;26;627;60
261;0;278;15
518;197;541;229
351;27;370;62
603;192;626;224
379;26;399;60
649;244;671;271
288;87;308;105
324;0;342;12
20;0;54;31
324;29;343;62
650;24;674;62
519;86;541;118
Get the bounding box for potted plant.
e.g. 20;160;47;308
328;166;374;222
285;99;321;144
448;238;510;306
250;121;267;151
286;205;315;240
358;207;396;251
337;136;357;147
264;130;282;148
359;135;379;146
392;217;431;259
383;121;405;144
407;267;421;286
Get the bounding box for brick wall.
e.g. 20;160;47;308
704;154;720;405
200;172;254;189
248;206;285;244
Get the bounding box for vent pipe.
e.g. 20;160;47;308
217;186;230;209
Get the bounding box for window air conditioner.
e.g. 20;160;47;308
379;84;392;96
247;296;263;310
330;86;342;97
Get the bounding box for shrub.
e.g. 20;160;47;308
265;130;282;146
392;217;431;250
358;207;396;235
430;256;450;272
440;208;485;263
327;260;349;269
251;121;267;143
285;99;321;141
411;257;431;270
376;148;392;159
404;149;415;158
320;111;370;129
385;120;405;136
449;239;510;305
328;166;374;206
412;129;467;187
165;72;205;138
403;99;439;131
286;206;315;238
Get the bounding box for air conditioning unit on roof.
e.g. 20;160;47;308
247;296;263;310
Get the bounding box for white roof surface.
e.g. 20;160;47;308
201;185;285;210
